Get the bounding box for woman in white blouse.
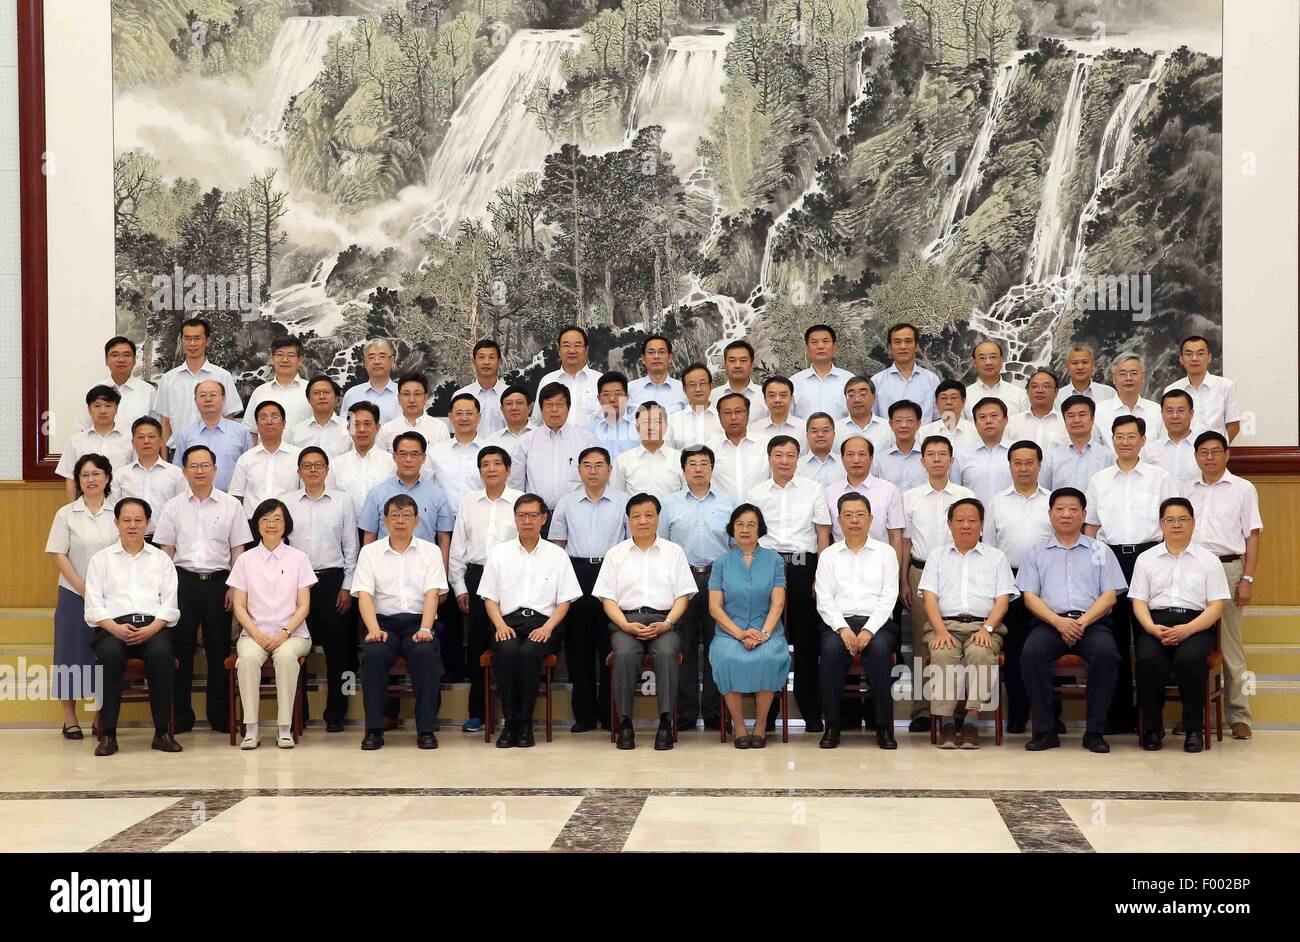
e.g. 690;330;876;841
45;453;120;739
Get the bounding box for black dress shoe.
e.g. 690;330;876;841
654;717;674;751
61;724;84;741
1005;720;1027;735
1141;730;1163;751
151;734;183;753
496;724;518;748
417;732;438;749
819;725;840;749
94;736;118;757
804;720;824;733
908;716;931;733
1054;718;1067;734
361;731;385;750
325;721;345;733
569;721;597;733
750;734;766;748
1025;732;1060;751
1184;730;1204;753
517;725;536;748
616;720;635;750
1081;732;1110;753
876;727;898;750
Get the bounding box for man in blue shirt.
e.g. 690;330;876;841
659;444;736;730
628;335;688;414
171;379;251;493
871;323;941;422
1017;487;1128;753
584;372;639;459
340;338;401;424
359;431;454;554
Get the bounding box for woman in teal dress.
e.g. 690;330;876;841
708;504;790;748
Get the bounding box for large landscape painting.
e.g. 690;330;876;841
111;0;1223;407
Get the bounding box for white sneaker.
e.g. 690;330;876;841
240;727;260;750
276;727;294;749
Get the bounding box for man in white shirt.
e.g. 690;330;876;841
353;493;448;750
1084;414;1179;734
229;402;302;516
533;326;602;427
708;339;768;421
612;402;684;503
452;339;509;436
981;440;1052;733
1182;431;1262;740
594;493;698;750
154;444;253;734
83;497;182;756
1053;343;1117;409
1130;497;1231;753
448;446;522;733
427;393;488;525
378;373;450;454
282;446;359;732
243;336;311;440
667;363;723;451
815;492;901;749
479;493;583;747
1043;395;1113;492
522;383;595;517
918;498;1017;748
153;317;244;452
871;322;940;422
628;335;688;414
1095;354;1161;450
117;417;185;538
835;376;893;454
1165;335;1241;441
1008;369;1069;448
750;434;832;729
1146;389;1199;484
82;336;155;436
57;386;136;502
712;392;771;501
965;340;1029;419
340;337;400;424
955;397;1012;505
489;385;535;490
919;380;980;454
791;324;852;420
331;402;395;520
901;435;975;730
750;376;808;452
291;375;351;458
798;413;846;484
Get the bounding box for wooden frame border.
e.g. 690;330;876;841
12;0;1300;478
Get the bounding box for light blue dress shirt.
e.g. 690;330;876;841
549;487;630;558
1043;441;1114;493
1016;534;1128;614
870;363;940;423
955;442;1012;506
341;380;400;425
872;442;927;493
359;475;454;542
658;487;736;567
628;376;688;414
584;415;640;460
790;365;853;420
172;418;251;493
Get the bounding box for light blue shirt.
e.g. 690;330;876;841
1016;533;1128;614
628;376;688;415
872;442;927;493
658;487;736;567
955;442;1012;506
584;415;640;460
153;360;244;447
359;475;454;543
172;418;251;493
790;365;853;420
1043;441;1114;493
549;487;629;559
341;380;400;425
871;363;940;423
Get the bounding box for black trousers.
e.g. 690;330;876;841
564;558;612;728
439;592;467;682
464;564;492;720
1002;593;1031;728
303;568;356;726
174;569;231;731
1136;609;1216;735
361;613;443;735
491;613;560;723
678;567;721;727
1107;542;1155;729
784;554;823;726
92;622;174;734
818;616;899;728
1021;615;1120;735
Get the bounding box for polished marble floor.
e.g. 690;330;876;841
2;728;1298;853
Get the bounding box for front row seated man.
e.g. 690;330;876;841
477;493;582;748
82;498;183;756
593;493;698;751
918;498;1016;749
815;492;901;750
1017;487;1129;754
353;494;449;751
1129;498;1230;753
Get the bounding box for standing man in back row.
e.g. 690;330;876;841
792;325;852;420
533;326;602;428
708;340;768;422
965;340;1028;419
453;339;509;436
1166;335;1240;441
153;317;244;454
628;335;688;414
340;338;400;425
872;323;940;423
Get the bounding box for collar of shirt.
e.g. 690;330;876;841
184;488;222;506
250;543;289;565
997;484;1049;499
290;487;339;504
578;489;614;505
69;497;110;518
1046;533;1093;552
379;536;423;558
173;360;216;378
885;362;930;378
940;541;989;560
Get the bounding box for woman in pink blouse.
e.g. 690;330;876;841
227;499;317;749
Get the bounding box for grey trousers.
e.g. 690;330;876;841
609;611;682;721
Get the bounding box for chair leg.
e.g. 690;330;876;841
782;686;789;744
719;696;727;743
483;666;492;744
293;679;303;744
545;666;552;743
1203;675;1212;752
1215;673;1224;742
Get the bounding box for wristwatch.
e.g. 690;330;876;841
664;617;675;629
982;624;995;634
1241;575;1254;584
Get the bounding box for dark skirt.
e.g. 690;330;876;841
52;586;97;700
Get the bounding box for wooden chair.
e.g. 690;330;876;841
92;657;178;740
224;654;306;746
925;652;1005;746
605;651;683;743
478;650;557;743
1136;625;1226;749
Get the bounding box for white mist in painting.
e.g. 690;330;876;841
627;30;732;174
245;16;358;147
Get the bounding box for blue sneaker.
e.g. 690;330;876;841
462;718;484;733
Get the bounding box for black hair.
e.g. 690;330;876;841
252;498;294;543
725;503;768;539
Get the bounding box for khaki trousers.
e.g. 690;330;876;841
236;634;313;729
1219;558;1252;724
923;620;1004;717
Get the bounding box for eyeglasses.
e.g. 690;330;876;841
1161;516;1192;525
185;462;214;471
386;511;417;521
299;462;327;471
1196;448;1225;458
515;511;545;521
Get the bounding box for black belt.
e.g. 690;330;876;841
178;568;229;582
508;608;545;619
1218;554;1242;563
113;614;153;626
315;567;343;577
910;556;925;569
691;565;712;575
843;615;870;630
947;614;983;624
1152;607;1201;617
624;607;669;616
570;556;604;566
466;562;484;572
1058;610;1086;619
1110;541;1157;556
